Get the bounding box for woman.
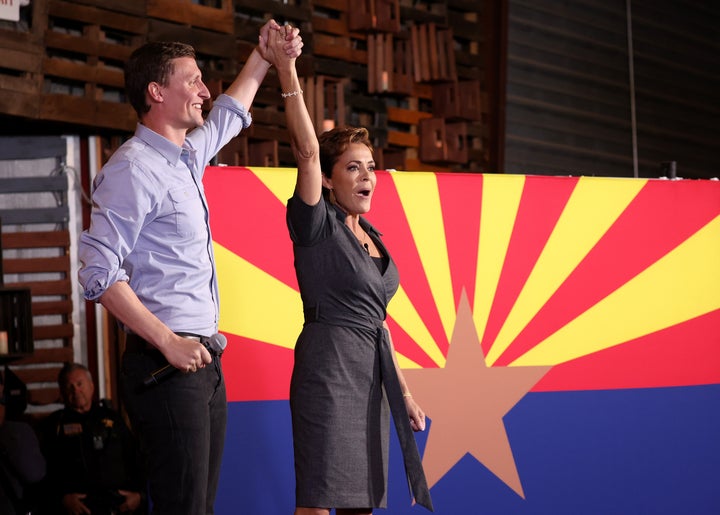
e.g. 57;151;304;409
263;26;433;515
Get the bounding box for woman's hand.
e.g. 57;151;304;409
405;396;427;431
258;20;303;68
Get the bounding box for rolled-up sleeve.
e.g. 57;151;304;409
188;94;252;171
78;235;129;300
212;94;252;129
78;157;154;301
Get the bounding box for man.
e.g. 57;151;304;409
77;21;302;514
0;369;46;515
41;363;144;515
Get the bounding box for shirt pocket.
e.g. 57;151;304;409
168;185;206;237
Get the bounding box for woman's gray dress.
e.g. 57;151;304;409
287;193;398;509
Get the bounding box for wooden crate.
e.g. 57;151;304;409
345;90;388;146
419;117;468;164
348;0;400;32
432;80;482;121
148;19;238;80
146;0;234;34
0;0;48;122
399;0;447;20
464;120;487;170
310;0;368;65
0;42;43;121
411;23;456;83
300;75;349;133
37;0;147;130
376;147;405;170
311;31;367;65
61;0;147;16
233;0;312;28
447;4;482;81
217;133;282;167
367;32;413;95
386;101;433;149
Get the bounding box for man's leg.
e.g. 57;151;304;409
121;348;216;515
205;355;227;514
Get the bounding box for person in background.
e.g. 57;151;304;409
262;26;433;515
0;369;46;515
40;362;144;515
77;21;302;514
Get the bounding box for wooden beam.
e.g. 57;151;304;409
32;300;74;317
28;387;62;406
0;176;68;194
1;230;70;249
0;207;69;225
0;136;66;160
3;280;73;297
12;365;63;385
34;323;74;341
16;346;73;365
4;256;70;275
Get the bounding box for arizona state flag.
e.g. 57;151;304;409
205;167;720;514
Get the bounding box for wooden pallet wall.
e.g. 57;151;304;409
0;0;491;172
0;136;74;414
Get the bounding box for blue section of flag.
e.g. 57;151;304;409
217;400;296;514
217;384;720;514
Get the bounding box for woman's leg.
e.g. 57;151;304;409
294;509;371;515
294;508;330;515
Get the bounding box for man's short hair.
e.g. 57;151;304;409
125;41;197;118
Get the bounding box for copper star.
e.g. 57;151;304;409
404;290;552;498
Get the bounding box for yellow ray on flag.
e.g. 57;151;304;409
249;167;296;204
487;177;647;365
396;354;423;369
513;214;720;366
391;172;456;343
388;285;446;367
473;174;525;345
215;242;303;349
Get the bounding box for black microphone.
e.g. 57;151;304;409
142;333;227;388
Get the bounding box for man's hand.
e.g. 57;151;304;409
258;19;303;64
62;493;91;515
163;334;212;373
118;489;142;512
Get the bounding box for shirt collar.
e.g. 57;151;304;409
134;123;188;165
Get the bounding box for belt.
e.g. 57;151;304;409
175;332;204;342
125;332;208;353
304;305;434;511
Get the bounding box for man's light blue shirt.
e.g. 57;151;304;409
78;94;251;337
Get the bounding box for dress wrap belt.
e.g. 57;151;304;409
304;306;434;511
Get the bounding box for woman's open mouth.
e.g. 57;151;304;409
356;188;372;198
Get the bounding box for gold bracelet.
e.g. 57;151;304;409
402;392;412;398
281;89;303;99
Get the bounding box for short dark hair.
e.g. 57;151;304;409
125;41;196;118
58;362;92;390
318;126;373;180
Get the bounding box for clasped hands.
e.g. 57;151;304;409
258;19;302;68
